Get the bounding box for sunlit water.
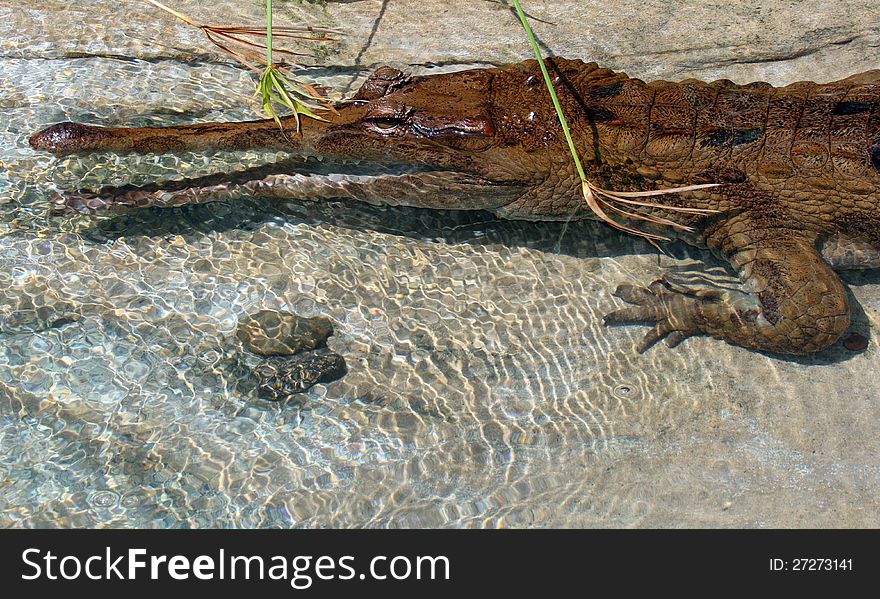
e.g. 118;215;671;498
2;8;879;528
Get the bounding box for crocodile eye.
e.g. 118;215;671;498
367;117;403;133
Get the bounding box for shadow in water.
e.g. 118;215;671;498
60;190;876;366
72;183;660;261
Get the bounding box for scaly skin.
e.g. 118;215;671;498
29;58;880;356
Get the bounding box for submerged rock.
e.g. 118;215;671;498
236;309;334;356
235;309;346;400
253;348;348;402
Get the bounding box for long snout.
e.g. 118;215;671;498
29;112;337;156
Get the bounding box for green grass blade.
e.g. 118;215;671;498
266;0;273;67
510;0;586;183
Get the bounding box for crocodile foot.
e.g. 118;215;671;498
602;280;725;352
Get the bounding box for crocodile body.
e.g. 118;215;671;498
29;58;880;356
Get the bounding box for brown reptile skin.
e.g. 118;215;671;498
29;58;880;356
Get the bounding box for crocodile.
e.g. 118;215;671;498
29;58;880;356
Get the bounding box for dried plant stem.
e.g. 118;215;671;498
144;0;198;27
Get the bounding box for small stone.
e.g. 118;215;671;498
236;310;334;356
843;333;869;351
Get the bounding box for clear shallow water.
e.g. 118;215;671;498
2;4;880;528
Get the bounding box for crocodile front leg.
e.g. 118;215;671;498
604;219;852;356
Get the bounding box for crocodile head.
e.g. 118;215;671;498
274;63;580;216
31;61;584;217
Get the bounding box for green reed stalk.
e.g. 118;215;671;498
509;0;586;183
145;0;332;131
266;0;274;66
258;0;323;129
